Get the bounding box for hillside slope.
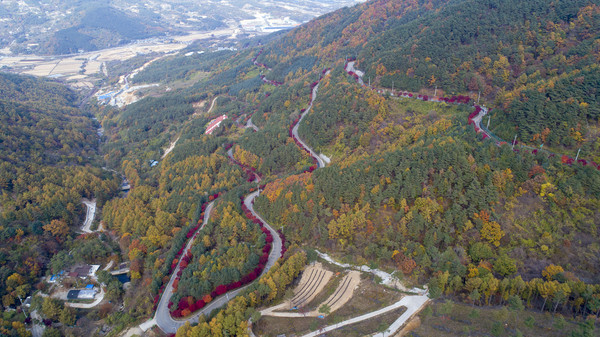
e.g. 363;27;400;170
46;6;165;54
0;72;121;335
93;1;600;335
256;0;600;157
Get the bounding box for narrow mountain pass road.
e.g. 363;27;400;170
244;190;283;275
345;61;364;86
291;71;330;168
153;201;214;333
151;189;282;334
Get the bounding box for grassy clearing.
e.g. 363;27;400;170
328;306;407;337
408;300;598;337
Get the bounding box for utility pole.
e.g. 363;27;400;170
368;76;371;87
575;148;581;161
512;134;517;150
477;91;481;105
434;85;437;97
487;115;490;129
392;81;394;93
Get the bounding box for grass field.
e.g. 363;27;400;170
328;306;407;337
408;300;598;337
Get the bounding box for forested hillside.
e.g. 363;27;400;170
90;0;600;336
0;72;119;335
45;6;165;55
256;0;600;158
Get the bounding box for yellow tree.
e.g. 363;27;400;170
5;273;25;292
542;264;564;281
43;219;69;241
484;276;500;305
480;220;504;247
327;203;370;248
428;75;437;86
537;280;558;312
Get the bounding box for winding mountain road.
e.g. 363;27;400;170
345;61;364;86
145;59;332;335
153;201;214;333
291;71;330;168
151;189;282;333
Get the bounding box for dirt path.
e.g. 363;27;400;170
161;136;180;159
207;96;219;114
261;263;333;317
320;270;361;313
316;250;425;293
300;292;429;337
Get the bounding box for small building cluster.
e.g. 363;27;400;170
205;115;228;135
49;264;100;284
48;264;101;301
67;284;97;300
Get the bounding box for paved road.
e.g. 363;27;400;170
246;117;259;132
81;199;97;233
471;105;491;137
110;267;130;275
154;201;214;333
152;190;283;334
103;260;114;271
372;293;429;337
291;71;330;168
244;190;283;275
345;61;364;86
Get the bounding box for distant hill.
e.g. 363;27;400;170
45;6;165;54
